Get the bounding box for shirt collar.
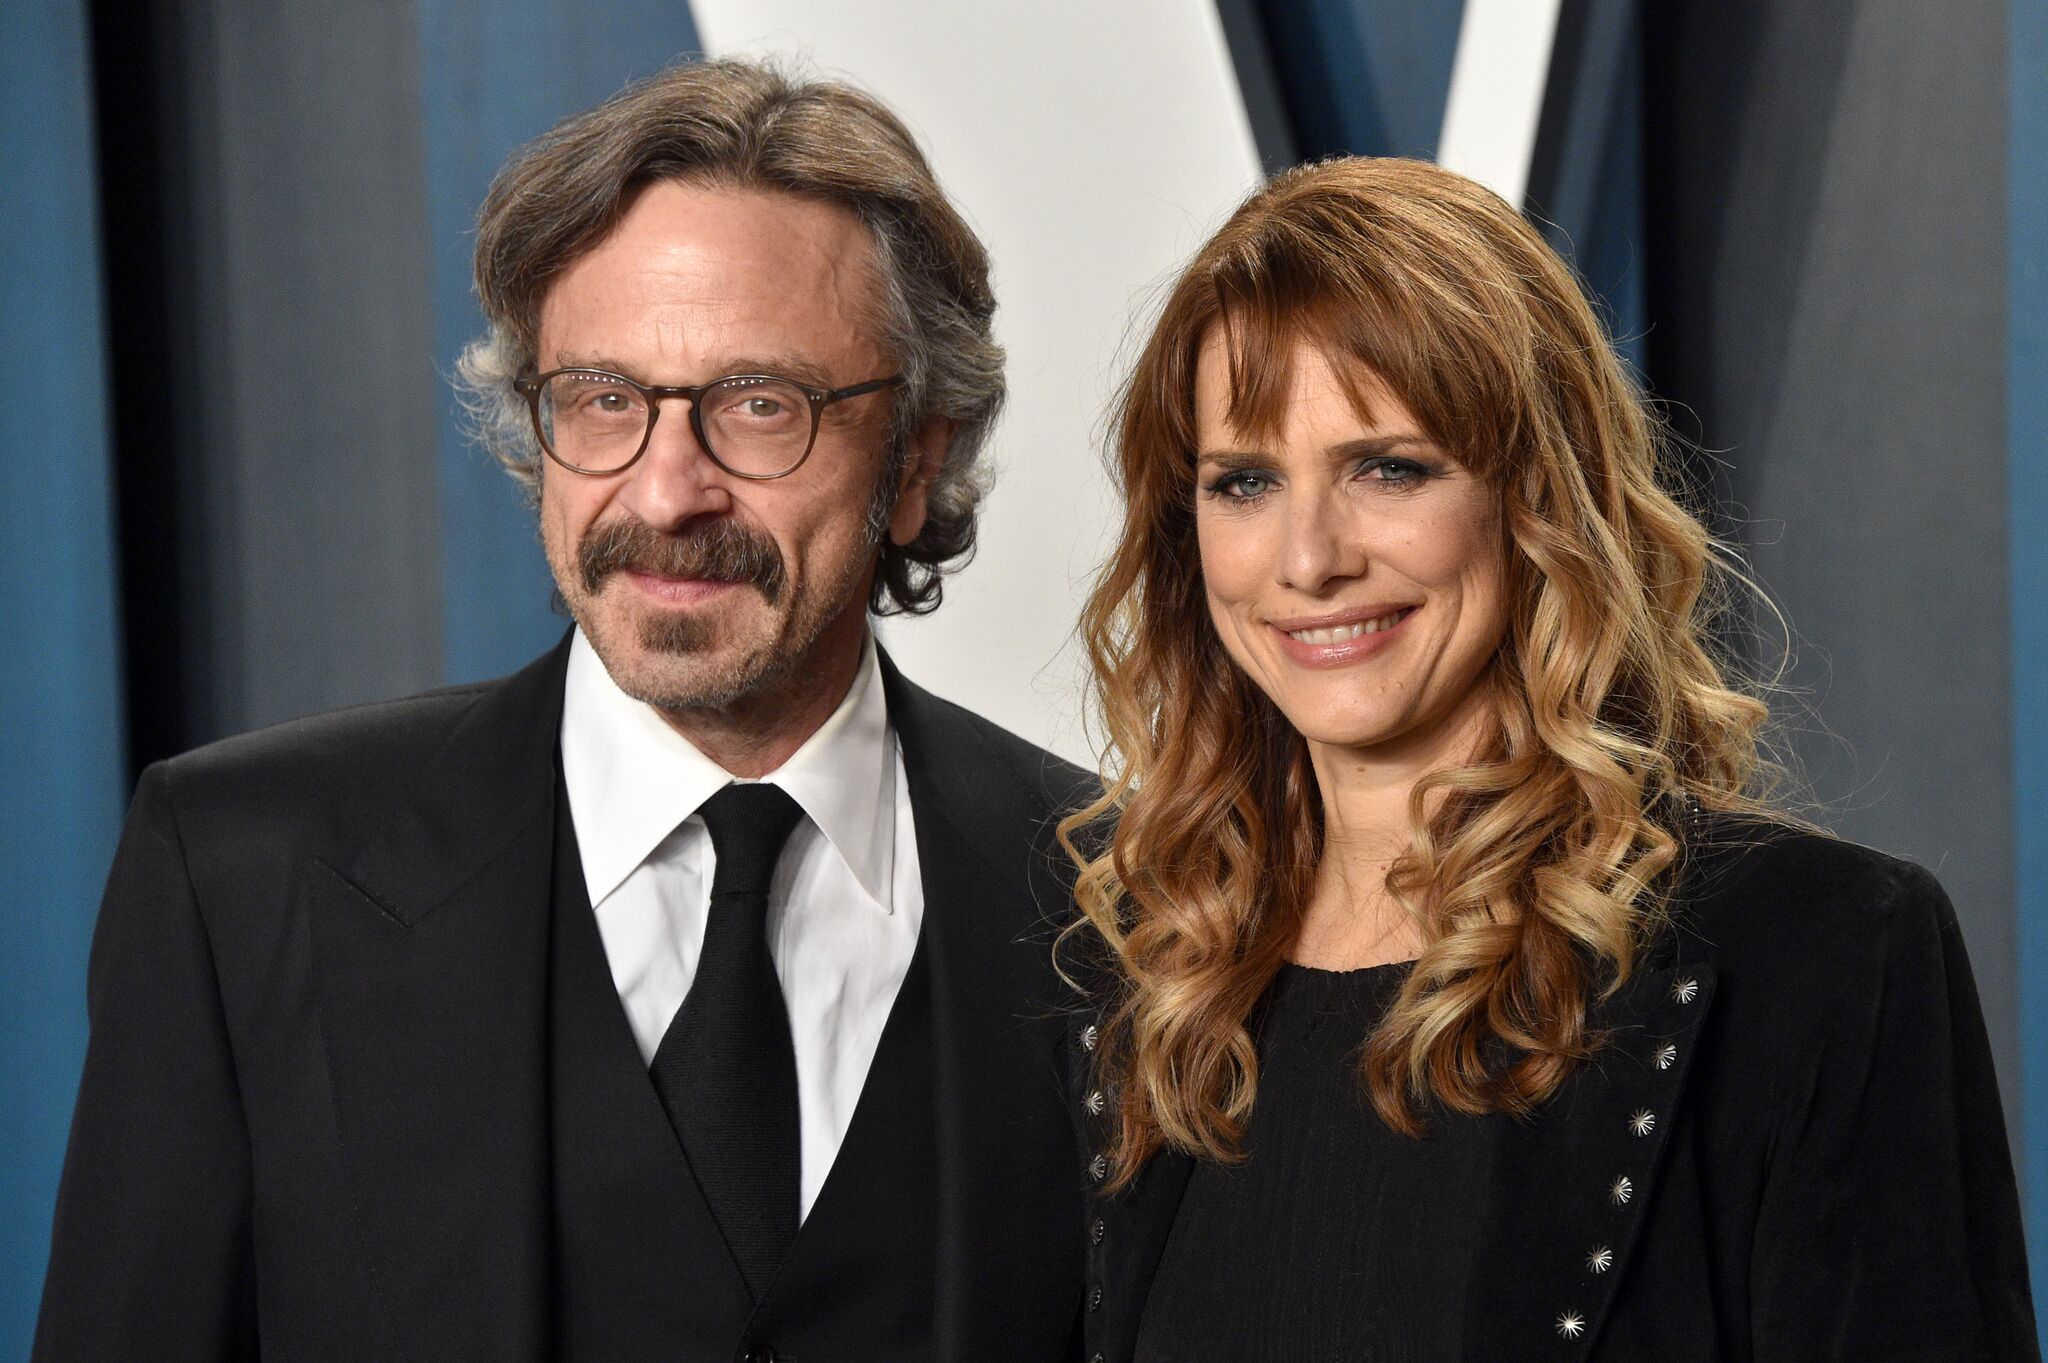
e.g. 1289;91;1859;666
559;627;898;912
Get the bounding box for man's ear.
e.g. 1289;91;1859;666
888;418;954;547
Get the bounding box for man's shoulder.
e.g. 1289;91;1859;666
149;640;567;857
162;679;498;801
883;665;1100;821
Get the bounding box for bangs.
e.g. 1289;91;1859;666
1196;217;1522;483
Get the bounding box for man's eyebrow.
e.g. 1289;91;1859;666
550;353;638;376
549;353;840;390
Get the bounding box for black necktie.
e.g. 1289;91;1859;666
649;782;805;1300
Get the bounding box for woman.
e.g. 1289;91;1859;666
1061;157;2035;1362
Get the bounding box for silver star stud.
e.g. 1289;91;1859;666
1628;1109;1656;1137
1084;1089;1106;1115
1653;1043;1678;1070
1671;976;1699;1004
1556;1311;1586;1339
1586;1246;1614;1274
1080;1023;1099;1052
1608;1175;1633;1205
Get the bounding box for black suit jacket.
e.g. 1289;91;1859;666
36;636;1093;1362
1068;819;2039;1362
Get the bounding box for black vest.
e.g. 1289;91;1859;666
547;786;939;1363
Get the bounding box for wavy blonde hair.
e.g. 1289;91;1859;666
1064;157;1775;1180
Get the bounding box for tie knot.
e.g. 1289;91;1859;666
698;783;804;899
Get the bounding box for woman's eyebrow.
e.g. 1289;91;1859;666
1193;449;1270;471
1328;433;1435;460
1196;434;1437;469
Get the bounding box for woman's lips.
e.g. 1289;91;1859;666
1268;605;1416;666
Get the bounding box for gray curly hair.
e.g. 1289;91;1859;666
455;57;1004;615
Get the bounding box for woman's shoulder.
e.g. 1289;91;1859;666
1665;811;1962;996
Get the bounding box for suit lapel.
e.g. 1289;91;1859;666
882;657;1085;1361
305;637;571;1362
1458;959;1719;1361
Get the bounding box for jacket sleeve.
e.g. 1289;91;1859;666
33;762;258;1362
1747;863;2038;1361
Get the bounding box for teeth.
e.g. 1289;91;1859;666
1287;610;1407;644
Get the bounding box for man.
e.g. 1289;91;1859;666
36;59;1090;1362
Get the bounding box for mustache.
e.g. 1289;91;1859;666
577;515;787;603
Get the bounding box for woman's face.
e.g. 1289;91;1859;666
1193;333;1508;765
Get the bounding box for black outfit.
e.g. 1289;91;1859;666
35;635;1093;1363
1133;963;1486;1362
548;779;941;1361
1070;818;2040;1363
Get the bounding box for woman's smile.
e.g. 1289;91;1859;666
1268;604;1417;666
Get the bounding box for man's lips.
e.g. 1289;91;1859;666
618;569;746;605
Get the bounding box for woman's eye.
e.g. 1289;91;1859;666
1360;457;1429;486
1208;471;1274;501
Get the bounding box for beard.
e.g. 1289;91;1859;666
566;496;888;714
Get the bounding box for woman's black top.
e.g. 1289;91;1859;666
1078;826;2039;1362
1132;961;1493;1363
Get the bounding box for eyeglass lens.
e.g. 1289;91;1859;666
535;372;815;476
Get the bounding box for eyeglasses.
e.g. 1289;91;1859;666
512;368;906;479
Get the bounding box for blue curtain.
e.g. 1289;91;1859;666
1246;0;1643;363
2012;0;2048;1331
0;1;125;1354
420;0;704;683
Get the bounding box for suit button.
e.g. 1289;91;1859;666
1089;1153;1109;1182
1090;1216;1106;1244
1089;1283;1104;1311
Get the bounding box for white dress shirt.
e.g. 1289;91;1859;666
558;628;924;1220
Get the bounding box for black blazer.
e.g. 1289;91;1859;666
1067;818;2038;1362
35;636;1093;1362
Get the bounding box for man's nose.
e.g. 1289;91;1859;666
616;398;734;528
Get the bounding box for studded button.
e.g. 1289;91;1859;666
1091;1355;1106;1363
1089;1153;1109;1183
1628;1109;1656;1137
1085;1088;1106;1115
1556;1311;1586;1339
1080;1023;1100;1052
1608;1175;1633;1205
1089;1283;1104;1311
1586;1245;1613;1274
741;1348;778;1363
1653;1042;1677;1070
1090;1216;1106;1245
1672;976;1699;1004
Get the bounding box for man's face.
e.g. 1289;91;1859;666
535;180;931;716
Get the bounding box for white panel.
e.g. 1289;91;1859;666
1437;0;1564;206
690;1;1263;764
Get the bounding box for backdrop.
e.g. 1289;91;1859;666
5;0;2043;1354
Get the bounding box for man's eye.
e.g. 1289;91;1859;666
742;397;787;419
